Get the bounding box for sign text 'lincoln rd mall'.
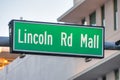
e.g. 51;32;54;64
9;20;104;58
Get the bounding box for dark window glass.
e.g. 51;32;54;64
115;69;119;80
82;18;85;25
114;0;118;30
101;5;105;26
90;12;96;26
102;76;106;80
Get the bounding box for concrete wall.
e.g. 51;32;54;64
98;0;120;42
81;0;120;42
106;71;115;80
0;55;81;80
105;0;114;41
96;7;102;26
0;50;118;80
97;77;102;80
97;71;115;80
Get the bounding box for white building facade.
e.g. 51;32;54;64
58;0;120;80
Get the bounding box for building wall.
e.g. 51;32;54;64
82;0;120;42
3;55;81;80
85;15;90;25
97;71;115;80
97;68;120;80
0;50;118;80
105;0;114;41
71;0;120;79
98;77;102;80
96;7;102;26
106;71;115;80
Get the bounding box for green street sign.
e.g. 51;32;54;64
9;20;104;58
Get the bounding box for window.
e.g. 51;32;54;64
114;69;119;80
81;18;87;25
101;5;105;26
102;76;106;80
90;12;96;26
82;18;85;25
114;0;118;30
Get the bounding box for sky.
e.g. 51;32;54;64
0;0;73;36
